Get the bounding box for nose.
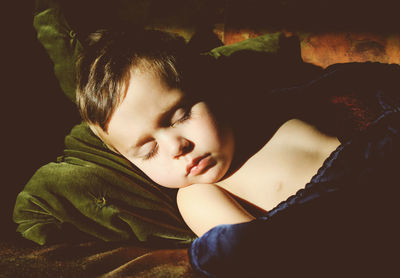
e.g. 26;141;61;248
159;132;193;158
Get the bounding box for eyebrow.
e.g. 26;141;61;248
131;96;188;151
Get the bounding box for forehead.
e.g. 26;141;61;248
99;70;184;152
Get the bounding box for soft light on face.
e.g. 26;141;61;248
94;70;234;188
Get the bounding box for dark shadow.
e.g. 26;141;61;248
2;2;81;237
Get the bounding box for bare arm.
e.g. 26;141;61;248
177;184;255;237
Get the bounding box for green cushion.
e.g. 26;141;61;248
208;33;280;59
14;122;195;245
33;3;82;102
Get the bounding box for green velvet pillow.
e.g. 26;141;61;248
14;122;196;245
14;0;285;245
33;1;82;102
208;33;280;59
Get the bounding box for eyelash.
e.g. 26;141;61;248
143;107;192;161
171;108;192;127
143;143;159;160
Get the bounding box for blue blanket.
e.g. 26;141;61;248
189;62;400;277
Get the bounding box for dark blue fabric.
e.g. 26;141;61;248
189;62;400;277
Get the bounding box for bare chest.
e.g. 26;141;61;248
217;119;340;211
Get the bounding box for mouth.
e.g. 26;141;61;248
186;153;216;176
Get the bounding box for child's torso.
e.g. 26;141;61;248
217;119;341;212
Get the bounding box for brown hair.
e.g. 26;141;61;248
76;28;188;131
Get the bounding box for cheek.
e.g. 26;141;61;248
135;160;183;188
190;114;226;150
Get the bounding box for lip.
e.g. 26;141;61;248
186;153;216;176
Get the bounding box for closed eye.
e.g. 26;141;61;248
143;142;159;160
171;106;192;127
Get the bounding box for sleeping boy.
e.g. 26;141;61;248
77;28;342;236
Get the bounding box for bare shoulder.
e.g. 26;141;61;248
278;118;340;148
177;183;231;203
177;184;254;236
279;118;318;134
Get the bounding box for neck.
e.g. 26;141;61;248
227;100;293;177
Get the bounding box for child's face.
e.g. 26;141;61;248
94;70;234;188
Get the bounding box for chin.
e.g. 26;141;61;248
201;165;228;184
